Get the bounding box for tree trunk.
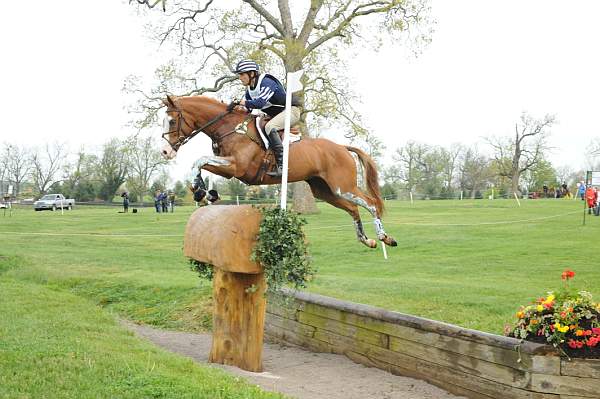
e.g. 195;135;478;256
292;181;319;214
286;49;319;214
511;172;521;196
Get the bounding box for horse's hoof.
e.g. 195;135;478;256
382;236;398;247
364;238;377;248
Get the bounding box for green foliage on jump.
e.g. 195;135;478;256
252;207;315;296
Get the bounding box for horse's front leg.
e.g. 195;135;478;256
192;156;238;179
190;156;238;202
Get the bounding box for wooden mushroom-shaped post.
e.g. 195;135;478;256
183;205;266;372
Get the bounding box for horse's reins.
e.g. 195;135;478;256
163;101;234;152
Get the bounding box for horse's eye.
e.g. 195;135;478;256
169;120;175;125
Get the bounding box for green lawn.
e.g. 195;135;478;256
0;199;597;397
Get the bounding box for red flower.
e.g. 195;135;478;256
592;327;600;335
568;339;578;349
561;269;575;280
584;330;593;336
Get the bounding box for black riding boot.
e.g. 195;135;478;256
192;171;207;202
266;128;284;177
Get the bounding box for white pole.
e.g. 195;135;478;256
491;187;494;200
279;70;304;210
410;191;413;205
460;191;463;201
513;192;521;207
381;241;388;259
236;195;239;206
61;199;64;215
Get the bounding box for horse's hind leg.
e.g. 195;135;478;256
335;188;398;247
307;178;377;248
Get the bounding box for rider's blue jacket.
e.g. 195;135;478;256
244;73;300;117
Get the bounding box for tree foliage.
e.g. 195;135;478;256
486;112;556;195
127;0;432;137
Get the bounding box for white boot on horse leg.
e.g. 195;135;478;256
374;218;397;247
337;188;397;247
354;220;377;248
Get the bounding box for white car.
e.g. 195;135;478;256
34;194;75;211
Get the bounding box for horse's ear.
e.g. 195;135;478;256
165;95;176;107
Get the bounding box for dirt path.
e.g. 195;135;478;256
123;321;465;399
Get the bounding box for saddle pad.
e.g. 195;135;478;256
256;117;301;149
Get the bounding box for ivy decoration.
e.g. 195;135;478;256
189;259;214;281
252;207;314;296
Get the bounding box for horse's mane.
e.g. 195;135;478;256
180;95;225;107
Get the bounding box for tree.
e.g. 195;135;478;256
125;134;168;201
97;138;130;201
1;143;31;197
61;149;100;202
391;141;429;194
226;178;247;200
31;142;67;197
457;146;492;199
128;0;432;212
486;112;556;196
522;158;556;193
172;180;188;198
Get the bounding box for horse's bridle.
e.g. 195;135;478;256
162;100;233;152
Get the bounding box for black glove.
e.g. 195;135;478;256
226;100;239;112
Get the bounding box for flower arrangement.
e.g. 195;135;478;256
506;270;600;359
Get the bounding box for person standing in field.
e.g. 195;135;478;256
121;192;129;213
578;182;586;200
168;191;175;213
585;186;596;214
154;190;161;213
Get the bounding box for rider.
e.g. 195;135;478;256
233;59;301;177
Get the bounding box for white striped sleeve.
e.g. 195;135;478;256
259;88;274;101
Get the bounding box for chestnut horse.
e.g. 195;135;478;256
160;95;396;248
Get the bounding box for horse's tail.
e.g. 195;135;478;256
345;146;385;216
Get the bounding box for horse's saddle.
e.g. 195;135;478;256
235;115;301;150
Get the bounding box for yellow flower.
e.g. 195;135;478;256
576;329;584;336
536;305;544;312
544;295;555;304
559;325;569;333
516;311;525;319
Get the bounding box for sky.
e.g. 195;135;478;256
1;0;599;183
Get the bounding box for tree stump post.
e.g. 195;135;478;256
183;205;266;372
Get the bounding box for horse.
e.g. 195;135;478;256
160;94;397;249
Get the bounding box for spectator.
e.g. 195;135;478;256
168;191;176;213
154;190;161;213
585;186;596;214
160;191;168;213
121;192;129;213
577;182;586;200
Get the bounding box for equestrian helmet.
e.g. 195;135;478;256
235;59;259;74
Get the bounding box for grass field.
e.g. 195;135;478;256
1;198;598;397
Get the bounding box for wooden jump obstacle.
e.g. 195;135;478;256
183;205;266;372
